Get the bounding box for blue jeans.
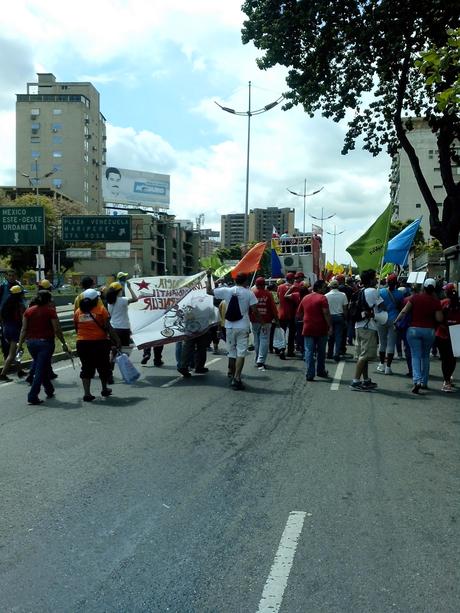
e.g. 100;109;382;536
304;335;328;379
407;327;435;385
252;323;270;365
26;339;54;402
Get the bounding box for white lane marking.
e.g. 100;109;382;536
160;357;222;388
53;364;73;372
330;360;345;391
257;511;306;613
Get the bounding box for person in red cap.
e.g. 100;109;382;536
286;272;310;357
250;277;279;369
375;273;404;375
277;272;297;358
435;283;460;392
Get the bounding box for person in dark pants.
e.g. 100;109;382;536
177;331;210;377
141;345;164;366
277;272;297;358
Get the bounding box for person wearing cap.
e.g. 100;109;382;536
74;276;104;311
74;289;118;401
277;272;297;358
206;271;259;390
325;278;349;362
250;277;279;370
394;277;443;394
0;285;27;381
16;290;68;405
285;272;310;357
0;269;20;358
26;280;59;384
434;283;460;392
105;280;138;381
375;273;404;375
297;279;332;381
116;272;129;286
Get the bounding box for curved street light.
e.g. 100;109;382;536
287;180;324;233
326;225;345;263
215;81;283;246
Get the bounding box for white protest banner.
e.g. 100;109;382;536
128;271;218;349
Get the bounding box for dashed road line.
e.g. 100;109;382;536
256;511;307;613
330;360;345;391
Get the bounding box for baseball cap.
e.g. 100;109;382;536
38;279;52;289
386;273;398;284
255;276;266;286
423;278;436;288
294;271;305;279
10;285;23;294
110;281;123;291
117;272;129;279
82;288;100;300
286;272;296;281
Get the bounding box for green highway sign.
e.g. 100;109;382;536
62;215;132;242
0;206;45;246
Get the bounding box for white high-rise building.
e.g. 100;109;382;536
16;73;106;212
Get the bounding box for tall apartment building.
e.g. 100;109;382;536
221;213;245;248
248;207;295;242
221;208;295;248
16;73;106;212
390;118;456;239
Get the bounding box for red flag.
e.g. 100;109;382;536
231;242;267;278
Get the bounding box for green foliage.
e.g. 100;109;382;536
214;245;244;261
389;220;425;245
241;1;460;248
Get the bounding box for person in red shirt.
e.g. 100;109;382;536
277;272;297;358
250;277;279;369
16;290;68;405
435;283;460;392
297;279;332;381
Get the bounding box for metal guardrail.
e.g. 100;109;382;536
57;306;74;332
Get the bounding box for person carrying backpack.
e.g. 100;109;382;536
349;269;383;392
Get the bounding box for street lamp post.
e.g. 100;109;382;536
287;180;324;233
326;225;345;263
309;207;336;236
19;160;54;281
215;82;283;246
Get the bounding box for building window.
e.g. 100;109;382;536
30;108;40;118
415;203;421;208
31;151;40;158
51;122;62;131
31;122;40;134
53;151;62;158
52;135;63;144
30;136;40;144
52;164;62;172
52;109;62;115
52;179;63;188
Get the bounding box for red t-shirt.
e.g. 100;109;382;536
250;288;278;323
24;304;57;339
277;283;297;320
436;298;460;339
409;293;441;328
297;292;329;336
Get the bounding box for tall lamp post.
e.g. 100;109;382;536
326;225;345;263
20;161;54;281
215;81;283;246
287;180;324;233
309;208;336;236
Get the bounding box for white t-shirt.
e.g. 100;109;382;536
108;296;130;329
326;289;349;315
214;285;258;329
355;287;383;331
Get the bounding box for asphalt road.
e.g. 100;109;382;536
0;345;459;613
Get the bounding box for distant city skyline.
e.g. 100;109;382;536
0;1;391;264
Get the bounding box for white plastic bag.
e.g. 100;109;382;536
115;352;140;384
273;326;286;351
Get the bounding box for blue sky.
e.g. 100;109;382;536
0;0;391;264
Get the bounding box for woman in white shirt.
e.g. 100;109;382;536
106;280;138;349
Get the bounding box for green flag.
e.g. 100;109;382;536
346;205;392;272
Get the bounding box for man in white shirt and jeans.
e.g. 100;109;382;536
206;271;259;390
325;279;349;362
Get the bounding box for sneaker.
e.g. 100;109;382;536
376;363;385;373
441;382;454;393
279;351;286;360
140;357;149;365
363;379;378;389
411;383;421;394
101;388;113;397
154;360;164;367
257;363;266;370
384;366;393;375
349;380;364;391
317;371;329;378
231;378;245;390
195;367;209;374
177;367;192;378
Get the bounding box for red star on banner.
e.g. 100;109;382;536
135;279;150;290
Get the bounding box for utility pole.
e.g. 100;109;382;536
287;180;324;233
326;225;345;263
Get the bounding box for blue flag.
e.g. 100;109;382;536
383;218;422;266
271;248;283;277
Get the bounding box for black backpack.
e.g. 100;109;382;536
349;288;374;323
225;289;243;322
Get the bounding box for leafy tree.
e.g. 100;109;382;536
241;1;460;247
389;219;424;245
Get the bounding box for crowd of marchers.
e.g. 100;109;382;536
0;267;459;403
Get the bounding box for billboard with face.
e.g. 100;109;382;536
103;167;170;209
